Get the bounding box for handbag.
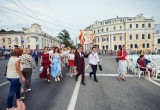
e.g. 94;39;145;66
116;57;119;62
98;63;103;71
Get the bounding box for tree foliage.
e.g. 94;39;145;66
57;29;75;48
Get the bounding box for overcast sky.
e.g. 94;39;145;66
0;0;160;41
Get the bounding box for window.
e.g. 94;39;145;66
36;38;38;42
130;44;133;48
120;36;122;41
27;37;30;43
2;38;5;43
158;39;160;44
142;24;145;28
106;45;108;50
142;43;145;48
114;26;116;30
118;45;121;49
135;44;138;48
8;38;11;44
120;26;122;30
148;23;151;28
114;36;116;41
15;38;18;44
130;24;132;28
114;45;117;50
101;28;103;32
130;34;132;40
136;34;139;39
98;29;99;33
101;22;103;25
147;43;150;48
136;24;139;28
94;30;95;34
142;34;145;39
148;34;151;39
98;38;99;42
106;28;109;31
106;37;109;41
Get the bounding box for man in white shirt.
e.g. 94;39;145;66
89;47;100;82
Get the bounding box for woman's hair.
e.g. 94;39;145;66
140;55;144;58
119;45;125;50
13;48;23;57
54;47;60;53
70;49;75;54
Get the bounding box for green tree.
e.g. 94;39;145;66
57;29;75;48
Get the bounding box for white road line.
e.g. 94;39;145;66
66;73;136;77
145;78;160;87
67;65;90;110
0;81;9;87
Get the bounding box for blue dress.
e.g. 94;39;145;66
51;54;61;78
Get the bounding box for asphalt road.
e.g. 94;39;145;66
0;56;160;110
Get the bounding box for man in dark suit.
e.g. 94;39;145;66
74;46;88;85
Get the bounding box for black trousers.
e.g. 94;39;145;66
76;64;85;83
22;68;32;90
35;57;38;66
90;65;97;80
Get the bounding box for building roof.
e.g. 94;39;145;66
0;31;23;34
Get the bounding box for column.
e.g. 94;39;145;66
110;34;114;50
108;34;111;50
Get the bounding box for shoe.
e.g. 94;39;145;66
48;80;51;83
94;79;98;82
55;78;57;82
122;79;126;81
27;89;31;91
89;73;92;78
81;83;86;85
21;88;24;93
57;77;60;81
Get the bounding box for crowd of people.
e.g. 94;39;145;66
5;45;101;110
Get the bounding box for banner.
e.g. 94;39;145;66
78;30;94;45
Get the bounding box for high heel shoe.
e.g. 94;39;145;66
57;77;60;81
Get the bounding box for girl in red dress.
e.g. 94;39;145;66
68;49;76;77
39;47;51;82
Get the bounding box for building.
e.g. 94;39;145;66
85;14;155;52
0;23;61;50
154;24;160;51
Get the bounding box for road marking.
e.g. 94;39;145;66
145;78;160;87
0;81;9;87
66;73;136;77
67;65;90;110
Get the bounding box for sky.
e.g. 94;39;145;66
0;0;160;42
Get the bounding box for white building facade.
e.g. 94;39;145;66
0;23;61;50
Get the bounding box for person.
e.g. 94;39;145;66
74;46;88;85
68;49;76;77
19;48;35;93
89;47;100;82
39;47;51;83
138;55;154;78
59;48;64;77
6;48;26;109
50;47;61;82
33;49;40;66
7;100;26;110
117;45;128;81
48;47;54;57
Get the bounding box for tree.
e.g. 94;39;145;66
57;29;75;48
0;29;6;32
